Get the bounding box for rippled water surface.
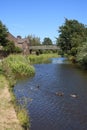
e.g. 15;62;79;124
14;58;87;130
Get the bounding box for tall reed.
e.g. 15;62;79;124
27;53;58;64
2;54;35;78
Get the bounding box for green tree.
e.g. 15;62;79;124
28;35;41;46
0;20;22;55
42;37;53;45
4;41;22;54
56;18;87;56
0;21;8;46
76;42;87;68
4;41;15;54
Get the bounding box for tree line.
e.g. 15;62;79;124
0;21;22;55
1;18;87;68
0;20;55;55
56;18;87;69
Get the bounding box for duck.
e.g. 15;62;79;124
55;92;64;96
70;94;78;98
37;85;40;89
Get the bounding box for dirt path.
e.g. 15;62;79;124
0;75;23;130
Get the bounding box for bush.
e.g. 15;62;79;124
3;41;22;55
76;43;87;69
70;47;77;56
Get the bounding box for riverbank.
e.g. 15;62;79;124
0;75;23;130
0;53;58;129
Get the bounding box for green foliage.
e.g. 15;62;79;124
28;35;41;46
0;74;8;89
0;20;22;55
56;18;87;56
42;37;53;45
17;109;30;129
14;46;22;53
70;47;77;56
3;41;15;54
28;53;58;64
0;21;8;46
9;83;30;130
1;54;35;79
3;41;22;54
76;43;87;68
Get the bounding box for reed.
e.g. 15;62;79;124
2;54;35;78
27;53;58;64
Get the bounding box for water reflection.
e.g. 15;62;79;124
51;57;68;64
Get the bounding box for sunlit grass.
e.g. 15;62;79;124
0;74;8;89
28;53;58;64
1;54;35;78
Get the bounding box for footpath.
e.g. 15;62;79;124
0;75;23;130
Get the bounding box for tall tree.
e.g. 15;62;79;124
0;21;8;46
28;35;41;46
42;37;53;45
56;18;87;55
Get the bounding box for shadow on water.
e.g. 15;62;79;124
14;57;87;130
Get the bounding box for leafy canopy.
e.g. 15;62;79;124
42;37;53;45
0;21;8;46
0;20;22;54
27;35;41;46
56;18;87;56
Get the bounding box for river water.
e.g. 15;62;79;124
14;58;87;130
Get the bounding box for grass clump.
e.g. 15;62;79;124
1;54;35;78
17;109;30;129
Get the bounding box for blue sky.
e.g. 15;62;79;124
0;0;87;43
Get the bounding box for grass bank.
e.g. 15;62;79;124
0;54;35;130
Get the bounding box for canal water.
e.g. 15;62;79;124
14;58;87;130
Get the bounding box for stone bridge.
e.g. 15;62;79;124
29;45;60;54
29;45;59;50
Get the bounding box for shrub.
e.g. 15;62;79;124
76;43;87;69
